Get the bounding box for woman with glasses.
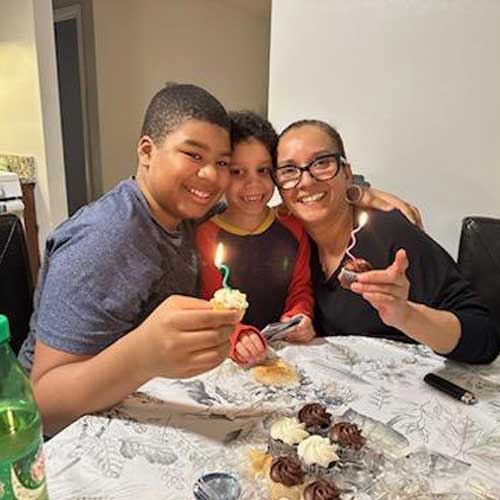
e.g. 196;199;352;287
274;120;500;364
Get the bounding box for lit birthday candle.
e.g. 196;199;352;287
338;211;372;289
211;242;248;317
214;243;231;288
345;212;368;261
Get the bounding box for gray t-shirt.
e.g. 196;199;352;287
18;179;198;372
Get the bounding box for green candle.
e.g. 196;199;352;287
215;243;231;288
218;263;230;288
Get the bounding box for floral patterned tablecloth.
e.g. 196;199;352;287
44;337;500;499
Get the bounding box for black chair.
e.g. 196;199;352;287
457;216;500;328
0;214;34;354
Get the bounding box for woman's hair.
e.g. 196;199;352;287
229;111;278;158
278;119;346;158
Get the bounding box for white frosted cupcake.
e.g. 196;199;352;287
210;287;248;321
297;435;340;478
268;417;310;457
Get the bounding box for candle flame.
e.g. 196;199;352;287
358;212;368;228
215;243;224;267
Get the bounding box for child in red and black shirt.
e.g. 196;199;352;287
196;112;315;364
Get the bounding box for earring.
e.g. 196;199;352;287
345;184;364;204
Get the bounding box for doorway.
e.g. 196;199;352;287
54;5;92;215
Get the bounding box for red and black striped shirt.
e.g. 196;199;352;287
196;208;314;329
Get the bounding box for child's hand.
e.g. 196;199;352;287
281;314;316;343
234;330;267;366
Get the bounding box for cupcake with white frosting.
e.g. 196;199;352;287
268;417;310;457
210;287;248;321
297;435;339;477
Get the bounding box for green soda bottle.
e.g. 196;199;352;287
0;315;48;499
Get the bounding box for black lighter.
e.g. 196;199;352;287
423;373;478;405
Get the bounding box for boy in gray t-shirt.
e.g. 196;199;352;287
22;84;267;435
19;178;200;369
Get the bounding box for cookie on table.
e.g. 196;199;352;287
251;358;299;387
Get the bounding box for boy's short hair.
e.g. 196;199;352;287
229;111;278;158
140;83;230;145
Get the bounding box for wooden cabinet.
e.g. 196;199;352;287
21;183;41;284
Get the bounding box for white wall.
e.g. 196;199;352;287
92;0;271;191
0;0;67;248
269;0;500;256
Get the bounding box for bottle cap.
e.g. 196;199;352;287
0;315;11;344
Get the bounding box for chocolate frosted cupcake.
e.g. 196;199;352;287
330;422;366;463
330;422;365;449
303;478;341;500
297;435;339;478
267;456;305;500
338;257;373;289
298;403;331;436
269;417;309;457
270;456;305;487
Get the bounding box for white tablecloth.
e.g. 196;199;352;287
44;337;500;499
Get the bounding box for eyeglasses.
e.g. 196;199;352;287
272;153;346;190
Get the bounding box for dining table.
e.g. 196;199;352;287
43;336;500;499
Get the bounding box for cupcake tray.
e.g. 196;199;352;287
244;408;499;499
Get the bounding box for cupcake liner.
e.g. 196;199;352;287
305;424;330;438
301;461;336;479
235;308;246;322
211;301;246;322
267;438;297;458
338;446;364;464
338;267;359;287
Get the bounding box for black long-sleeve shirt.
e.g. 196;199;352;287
311;209;500;364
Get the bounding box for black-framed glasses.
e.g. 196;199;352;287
272;153;346;190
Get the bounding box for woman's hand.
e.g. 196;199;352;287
350;249;411;329
357;188;424;230
281;314;316;343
